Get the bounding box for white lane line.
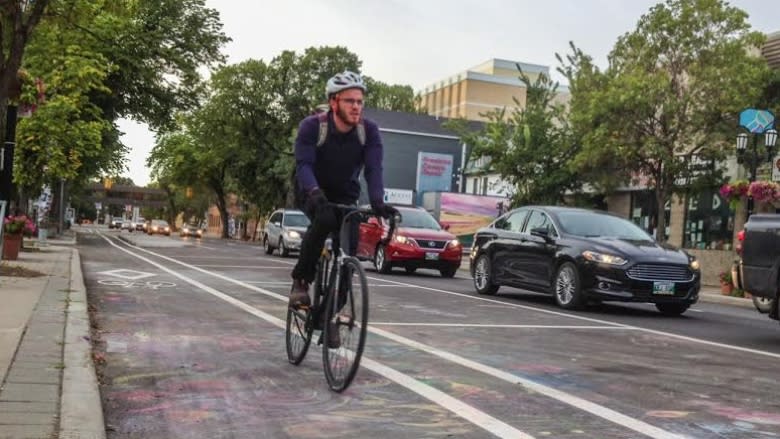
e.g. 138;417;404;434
371;323;640;329
243;281;404;288
194;265;288;269
366;276;780;359
100;234;531;439
108;235;685;439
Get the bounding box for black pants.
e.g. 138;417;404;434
291;203;359;284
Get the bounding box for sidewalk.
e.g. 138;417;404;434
0;230;104;439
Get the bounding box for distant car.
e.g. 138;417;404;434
109;217;124;229
179;222;204;238
470;206;701;315
134;217;146;231
356;205;462;278
263;209;310;257
147;219;171;236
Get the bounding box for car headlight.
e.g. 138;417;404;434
287;230;301;239
582;250;628;266
394;235;409;244
690;259;700;271
448;239;460;248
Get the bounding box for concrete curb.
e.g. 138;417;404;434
60;249;105;439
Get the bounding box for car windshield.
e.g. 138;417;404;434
283;213;310;227
398;209;441;230
152;220;169;227
557;211;653;241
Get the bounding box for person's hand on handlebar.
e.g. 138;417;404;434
372;203;399;220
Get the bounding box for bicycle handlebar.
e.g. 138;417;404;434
327;203;401;245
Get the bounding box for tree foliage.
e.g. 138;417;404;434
447;66;579;206
562;0;771;241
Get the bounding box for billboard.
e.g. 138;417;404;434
415;152;453;203
423;192;509;247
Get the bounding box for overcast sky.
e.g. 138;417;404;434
119;0;778;186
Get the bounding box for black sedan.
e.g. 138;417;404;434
470;206;701;315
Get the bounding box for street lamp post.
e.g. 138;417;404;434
737;109;778;216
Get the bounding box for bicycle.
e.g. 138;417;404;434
285;203;399;392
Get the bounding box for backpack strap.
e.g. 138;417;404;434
316;112;328;147
315;112;366;147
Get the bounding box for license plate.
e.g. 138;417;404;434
425;252;439;260
652;281;675;295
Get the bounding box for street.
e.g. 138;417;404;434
77;227;780;439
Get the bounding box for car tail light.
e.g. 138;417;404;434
736;229;745;255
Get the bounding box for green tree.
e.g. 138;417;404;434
0;0;49;161
563;0;770;241
447;66;579;206
363;76;421;112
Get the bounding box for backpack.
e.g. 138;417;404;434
292;112;366;208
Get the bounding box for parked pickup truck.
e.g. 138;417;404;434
735;214;779;321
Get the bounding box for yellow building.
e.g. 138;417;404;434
418;58;567;121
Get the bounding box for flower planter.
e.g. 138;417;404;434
2;233;22;260
720;283;733;295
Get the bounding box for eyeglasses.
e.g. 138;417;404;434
338;98;364;107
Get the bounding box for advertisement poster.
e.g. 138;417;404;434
415;152;453;203
438;192;508;246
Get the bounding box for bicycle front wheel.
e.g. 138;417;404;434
286;305;313;365
322;256;368;392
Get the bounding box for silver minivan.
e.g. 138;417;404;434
263;209;310;257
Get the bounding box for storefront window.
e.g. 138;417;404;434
630;191;670;241
683;189;734;250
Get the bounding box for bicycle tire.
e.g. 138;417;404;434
286;255;329;365
285;305;313;365
322;256;369;392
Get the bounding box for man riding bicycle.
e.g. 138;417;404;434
290;71;398;309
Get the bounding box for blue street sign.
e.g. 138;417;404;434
739;109;775;133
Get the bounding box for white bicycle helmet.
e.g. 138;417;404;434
325;71;367;98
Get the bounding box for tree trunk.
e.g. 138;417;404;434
214;188;229;239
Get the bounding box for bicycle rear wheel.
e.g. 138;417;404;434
322;256;368;392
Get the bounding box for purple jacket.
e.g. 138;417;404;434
294;112;384;206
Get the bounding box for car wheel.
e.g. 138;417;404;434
279;239;290;257
473;254;498;295
404;266;417;274
374;245;392;274
264;236;274;255
440;266;457;278
554;262;585;310
655;303;690;316
752;296;772;314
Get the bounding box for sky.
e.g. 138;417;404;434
118;0;779;186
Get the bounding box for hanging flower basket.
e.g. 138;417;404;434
747;181;780;204
719;180;749;210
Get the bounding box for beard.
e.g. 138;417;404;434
336;104;360;127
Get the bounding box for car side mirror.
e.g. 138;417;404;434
440;222;451;231
273;222;281;227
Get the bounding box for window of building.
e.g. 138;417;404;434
683;189;735;250
482;177;488;195
630;190;670;241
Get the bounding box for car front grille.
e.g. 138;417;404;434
626;264;694;282
415;239;448;250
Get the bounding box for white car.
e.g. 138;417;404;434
263;209;309;257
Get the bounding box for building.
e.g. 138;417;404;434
358;108;478;205
418;58;570;199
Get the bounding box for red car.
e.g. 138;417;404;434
357;206;463;278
